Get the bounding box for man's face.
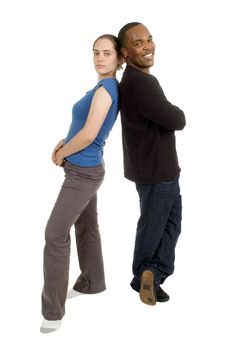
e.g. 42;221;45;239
122;24;155;73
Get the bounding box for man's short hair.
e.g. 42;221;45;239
118;22;142;47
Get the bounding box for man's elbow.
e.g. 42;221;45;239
177;120;186;130
176;111;186;130
180;114;186;130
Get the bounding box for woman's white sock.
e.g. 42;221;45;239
67;288;85;299
40;319;62;333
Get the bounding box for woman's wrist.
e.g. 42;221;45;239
59;146;67;159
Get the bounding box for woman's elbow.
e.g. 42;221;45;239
83;130;97;144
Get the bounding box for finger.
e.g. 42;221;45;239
54;145;62;153
52;153;57;164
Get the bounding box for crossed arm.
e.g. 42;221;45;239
134;75;186;131
52;86;112;166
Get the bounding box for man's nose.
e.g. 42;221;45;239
144;41;155;50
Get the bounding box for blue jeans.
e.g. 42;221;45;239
131;176;182;291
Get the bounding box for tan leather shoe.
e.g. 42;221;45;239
139;270;156;305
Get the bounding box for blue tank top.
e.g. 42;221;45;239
64;78;119;166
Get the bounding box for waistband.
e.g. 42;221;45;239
64;160;105;174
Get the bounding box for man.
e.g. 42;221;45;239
118;22;186;305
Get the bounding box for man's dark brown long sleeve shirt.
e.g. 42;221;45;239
119;66;186;184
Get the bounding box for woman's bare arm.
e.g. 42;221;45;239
55;86;112;166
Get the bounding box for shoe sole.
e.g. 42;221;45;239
140;270;156;306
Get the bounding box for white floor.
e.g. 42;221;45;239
1;0;230;348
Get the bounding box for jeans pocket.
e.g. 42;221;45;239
159;177;176;185
157;176;180;194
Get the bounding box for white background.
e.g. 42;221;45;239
1;0;229;348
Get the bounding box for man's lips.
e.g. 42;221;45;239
143;53;154;59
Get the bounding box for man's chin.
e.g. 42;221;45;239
147;60;154;67
142;60;154;68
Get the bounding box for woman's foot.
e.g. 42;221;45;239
40;319;62;333
67;288;85;299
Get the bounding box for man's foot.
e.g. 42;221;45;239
156;286;170;302
67;288;84;299
139;270;156;305
40;319;61;333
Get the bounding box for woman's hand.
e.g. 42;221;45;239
55;148;65;167
52;139;65;164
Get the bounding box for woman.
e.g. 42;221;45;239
40;34;122;333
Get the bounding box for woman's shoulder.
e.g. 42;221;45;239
85;77;117;96
96;77;118;88
95;78;119;100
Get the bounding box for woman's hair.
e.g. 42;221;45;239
93;34;123;70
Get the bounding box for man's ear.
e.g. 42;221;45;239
120;55;126;65
121;47;128;58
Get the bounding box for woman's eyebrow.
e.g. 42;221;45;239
93;49;113;52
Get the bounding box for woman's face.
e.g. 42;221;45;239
93;38;118;79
